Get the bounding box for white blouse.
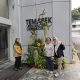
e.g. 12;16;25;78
45;43;54;57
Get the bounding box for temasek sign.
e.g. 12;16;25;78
26;17;52;31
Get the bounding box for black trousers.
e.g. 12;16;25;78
15;56;21;68
45;56;54;71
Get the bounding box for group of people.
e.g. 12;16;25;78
13;37;65;78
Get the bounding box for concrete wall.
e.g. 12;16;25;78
0;0;8;18
8;0;72;63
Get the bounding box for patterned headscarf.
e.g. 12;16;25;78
53;37;61;55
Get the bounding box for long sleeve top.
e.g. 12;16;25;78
54;44;65;58
13;45;23;57
45;43;54;57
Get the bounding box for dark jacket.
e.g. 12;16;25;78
54;43;65;58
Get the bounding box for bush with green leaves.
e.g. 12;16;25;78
35;56;46;69
25;52;35;66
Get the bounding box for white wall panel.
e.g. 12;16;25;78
36;0;52;4
36;3;53;42
63;46;70;63
22;46;28;60
52;0;70;1
52;2;70;45
22;0;35;6
22;6;36;45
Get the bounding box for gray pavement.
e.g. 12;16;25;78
18;64;79;80
0;61;79;80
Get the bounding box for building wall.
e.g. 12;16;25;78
0;0;8;18
72;30;80;35
8;0;72;63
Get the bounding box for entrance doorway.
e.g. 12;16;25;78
0;26;8;61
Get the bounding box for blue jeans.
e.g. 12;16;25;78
45;56;54;71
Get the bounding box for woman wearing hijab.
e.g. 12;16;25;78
13;38;23;71
53;37;65;77
44;37;54;74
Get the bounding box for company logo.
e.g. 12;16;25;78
26;17;52;31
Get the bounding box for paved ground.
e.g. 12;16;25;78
0;61;14;72
18;64;80;80
0;61;80;80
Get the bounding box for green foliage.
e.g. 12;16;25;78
33;50;38;64
62;59;66;64
43;26;46;40
72;7;80;21
35;56;46;69
25;52;34;65
53;59;57;69
32;35;36;43
38;48;41;55
72;44;76;55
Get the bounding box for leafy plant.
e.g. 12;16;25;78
35;56;46;69
33;50;38;64
25;52;35;65
32;35;36;43
53;59;58;69
62;59;66;69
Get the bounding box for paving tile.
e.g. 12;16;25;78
64;73;73;78
47;73;54;78
40;72;48;77
30;74;38;79
47;77;54;80
37;75;46;79
22;73;31;79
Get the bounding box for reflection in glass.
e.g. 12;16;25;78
0;26;8;61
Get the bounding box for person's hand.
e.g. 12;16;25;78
19;52;22;55
43;48;45;50
51;57;54;60
62;41;65;45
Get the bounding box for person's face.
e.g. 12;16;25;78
53;37;56;43
46;38;51;44
17;38;20;42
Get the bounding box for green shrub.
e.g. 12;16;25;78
25;52;35;66
33;50;38;64
35;56;46;69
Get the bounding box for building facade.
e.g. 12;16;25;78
0;0;71;63
72;20;80;35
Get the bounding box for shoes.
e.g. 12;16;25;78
46;70;50;73
15;68;18;71
54;73;59;77
18;67;22;70
50;71;53;74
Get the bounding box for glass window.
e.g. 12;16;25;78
0;0;8;18
0;26;8;61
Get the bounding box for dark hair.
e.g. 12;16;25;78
46;37;51;42
53;37;55;38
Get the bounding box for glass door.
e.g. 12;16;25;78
0;26;8;61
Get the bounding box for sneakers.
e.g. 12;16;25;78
46;70;50;73
54;73;59;77
50;71;53;74
46;70;53;74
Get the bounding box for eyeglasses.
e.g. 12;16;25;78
53;39;56;41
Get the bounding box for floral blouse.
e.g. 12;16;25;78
45;43;54;57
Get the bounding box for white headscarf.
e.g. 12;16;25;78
53;37;61;55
